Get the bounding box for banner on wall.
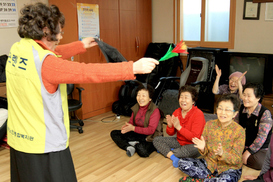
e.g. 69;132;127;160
0;0;18;28
77;3;100;40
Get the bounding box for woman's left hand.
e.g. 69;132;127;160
121;122;135;134
172;115;182;130
214;143;223;156
243;175;258;180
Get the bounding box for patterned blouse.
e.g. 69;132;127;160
217;84;242;103
200;119;245;174
234;103;273;153
217;84;238;96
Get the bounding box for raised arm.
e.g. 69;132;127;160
237;71;247;100
212;65;221;94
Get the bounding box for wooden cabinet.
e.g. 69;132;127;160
262;94;273;117
136;0;152;60
48;0;152;119
119;0;152;61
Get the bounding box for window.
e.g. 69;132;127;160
177;0;236;49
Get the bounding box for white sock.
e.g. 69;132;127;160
126;146;135;157
128;141;139;146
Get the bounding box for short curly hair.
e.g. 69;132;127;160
216;94;241;112
178;85;198;102
18;3;65;41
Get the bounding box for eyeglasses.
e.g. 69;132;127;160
216;107;235;113
229;79;238;83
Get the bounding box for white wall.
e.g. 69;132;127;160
0;0;47;55
152;0;173;43
232;1;273;54
152;0;273;54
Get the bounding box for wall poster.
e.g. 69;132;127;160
77;3;100;40
0;0;18;28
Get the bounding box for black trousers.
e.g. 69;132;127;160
110;130;156;157
10;147;77;182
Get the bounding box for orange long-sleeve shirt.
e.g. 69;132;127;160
35;40;135;93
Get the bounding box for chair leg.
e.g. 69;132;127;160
70;111;84;134
70;111;84;126
70;123;83;134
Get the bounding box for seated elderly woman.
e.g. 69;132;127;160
212;64;247;100
110;84;163;158
235;83;273;170
153;85;206;168
178;94;245;182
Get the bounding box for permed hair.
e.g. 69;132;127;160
18;3;65;41
216;94;241;112
178;85;198;102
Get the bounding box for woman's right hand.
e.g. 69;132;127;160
215;65;222;78
166;115;173;128
81;37;98;49
192;136;205;152
242;150;251;165
133;58;159;74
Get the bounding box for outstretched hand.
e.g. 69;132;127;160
133;58;159;74
192;136;205;153
81;37;98;49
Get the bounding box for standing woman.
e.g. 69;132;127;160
111;84;162;157
235;83;273;170
6;3;158;182
153;85;206;168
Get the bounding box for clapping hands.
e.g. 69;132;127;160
213;143;223;156
166;115;182;130
193;137;223;156
121;122;135;134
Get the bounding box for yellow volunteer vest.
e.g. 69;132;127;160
6;38;70;153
